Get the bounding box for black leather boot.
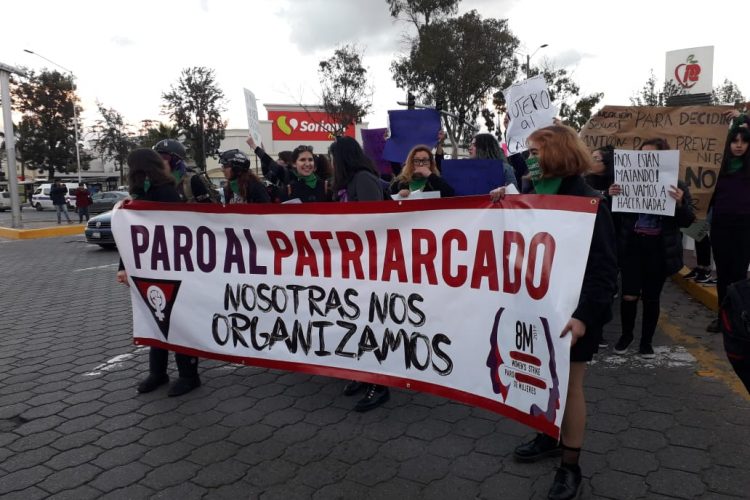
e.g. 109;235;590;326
547;463;582;500
513;433;562;462
343;380;366;396
354;384;389;412
137;373;169;393
168;375;201;397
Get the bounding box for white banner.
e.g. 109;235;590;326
243;88;262;146
112;196;598;437
503;76;558;155
613;149;679;216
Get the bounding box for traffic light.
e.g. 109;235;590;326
407;92;415;110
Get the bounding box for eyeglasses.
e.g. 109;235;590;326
413;158;431;166
296;145;314;153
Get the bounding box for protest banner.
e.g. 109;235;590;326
361;128;391;176
612;149;679;216
112;196;599;437
503;76;558;155
580;105;737;218
243;88;262;146
382;109;441;164
440;159;505;196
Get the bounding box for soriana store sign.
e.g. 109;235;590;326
267;110;356;141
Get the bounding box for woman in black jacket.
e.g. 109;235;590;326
115;149;202;397
287;146;331;203
219;150;271;204
390;145;454;198
608;139;695;358
490;125;618;500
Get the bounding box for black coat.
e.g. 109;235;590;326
553;176;619;329
288;177;330;203
49;184;68;205
617;180;695;277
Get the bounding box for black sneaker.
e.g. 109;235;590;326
684;267;700;279
706;318;721;333
167;376;201;397
701;277;717;286
354;384;389;412
513;433;562;462
639;344;655;359
547;464;582;500
613;334;634;355
694;270;713;283
343;380;366;396
598;337;608;349
137;373;169;393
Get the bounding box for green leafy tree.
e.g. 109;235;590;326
711;79;745;105
162;67;227;170
391;9;519;150
386;0;459;31
90;102;137;185
318;45;373;135
11;69;87;179
629;70;685;106
136;120;182;149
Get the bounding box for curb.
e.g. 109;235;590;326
0;224;85;240
671;267;719;312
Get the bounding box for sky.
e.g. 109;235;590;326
1;0;748;134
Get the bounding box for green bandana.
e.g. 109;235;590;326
172;170;183;183
143;179;151;193
298;172;318;189
230;179;240;194
532;177;563;195
728;158;744;174
526;156;542;181
409;178;428;192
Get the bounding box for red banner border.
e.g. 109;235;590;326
135;337;560;438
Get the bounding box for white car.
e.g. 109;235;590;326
30;182;78;210
0;191;11;211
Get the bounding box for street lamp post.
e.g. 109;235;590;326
524;43;549;78
24;49;82;183
0;62;27;228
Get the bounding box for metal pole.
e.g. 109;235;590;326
0;68;23;228
526;54;530;78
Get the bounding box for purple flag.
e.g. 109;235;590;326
382;109;441;164
361;128;390;175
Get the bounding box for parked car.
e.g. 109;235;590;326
89;191;129;214
0;191;11;211
84;211;115;248
30;182;78;210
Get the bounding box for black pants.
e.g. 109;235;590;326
711;215;750;308
149;347;198;378
695;235;712;268
620;234;666;347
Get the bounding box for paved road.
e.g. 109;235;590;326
0;234;748;499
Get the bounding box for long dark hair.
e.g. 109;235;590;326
720;127;750;175
329;136;379;191
127;149;174;196
473;133;507;161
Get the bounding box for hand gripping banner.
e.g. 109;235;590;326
113;195;598;438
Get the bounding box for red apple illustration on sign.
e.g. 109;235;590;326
674;54;701;88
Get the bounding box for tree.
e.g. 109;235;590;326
136;121;182;149
390;9;519;150
90;102;137;185
629;70;685;106
712;79;745;105
11;69;87;179
386;0;459;31
161;67;227;170
318;45;373;136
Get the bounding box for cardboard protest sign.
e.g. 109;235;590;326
504;76;558;155
362;128;391;175
612;150;679;216
580;105;736;218
382;109;441;164
440;159;505;196
113;195;599;438
243;88;262;146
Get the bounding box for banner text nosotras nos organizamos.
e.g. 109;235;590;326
113;196;598;437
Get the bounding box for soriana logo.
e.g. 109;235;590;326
268;110;356;141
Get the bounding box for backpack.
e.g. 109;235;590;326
720;279;750;361
180;172;221;203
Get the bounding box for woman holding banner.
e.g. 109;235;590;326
116;149;203;397
490;125;618;500
329;136;390;412
390;145;455;198
608;139;695;359
286;146;331;203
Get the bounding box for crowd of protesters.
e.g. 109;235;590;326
111;105;750;500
